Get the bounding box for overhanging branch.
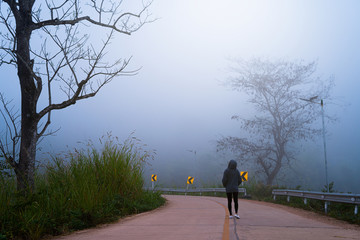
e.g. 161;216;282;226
34;16;129;35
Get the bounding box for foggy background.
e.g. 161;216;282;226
1;0;359;192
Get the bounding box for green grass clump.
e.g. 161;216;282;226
0;135;165;240
243;181;279;200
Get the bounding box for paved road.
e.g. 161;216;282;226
53;195;360;240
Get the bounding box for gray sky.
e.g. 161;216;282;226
1;0;360;191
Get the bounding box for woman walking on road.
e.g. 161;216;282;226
222;159;242;219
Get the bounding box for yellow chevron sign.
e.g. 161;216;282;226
240;171;248;182
187;176;194;184
151;174;157;182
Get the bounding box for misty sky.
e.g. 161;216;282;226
1;0;360;192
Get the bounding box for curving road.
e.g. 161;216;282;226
53;195;360;240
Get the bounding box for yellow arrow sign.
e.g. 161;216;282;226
187;176;194;184
240;171;248;182
151;174;157;182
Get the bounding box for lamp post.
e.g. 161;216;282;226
300;96;329;192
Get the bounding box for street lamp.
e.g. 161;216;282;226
300;96;329;192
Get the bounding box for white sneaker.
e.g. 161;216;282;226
235;214;240;219
229;215;233;219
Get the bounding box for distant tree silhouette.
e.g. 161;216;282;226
217;58;333;185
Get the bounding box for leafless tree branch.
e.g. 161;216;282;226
0;93;20;169
32;0;154;35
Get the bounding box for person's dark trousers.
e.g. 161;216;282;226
226;192;239;215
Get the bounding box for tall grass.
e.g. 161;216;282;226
0;135;165;240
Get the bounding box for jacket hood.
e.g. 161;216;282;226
228;160;237;169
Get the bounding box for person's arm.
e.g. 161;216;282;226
237;170;242;185
222;170;228;187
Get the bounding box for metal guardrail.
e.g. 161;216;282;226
272;189;360;215
145;187;247;196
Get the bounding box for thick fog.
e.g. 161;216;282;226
1;0;359;192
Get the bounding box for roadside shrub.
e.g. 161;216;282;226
244;181;280;200
0;134;165;239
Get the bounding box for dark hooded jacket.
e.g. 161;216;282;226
222;160;242;193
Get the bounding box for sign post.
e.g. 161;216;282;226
151;174;157;190
186;176;194;195
240;171;248;187
187;176;194;185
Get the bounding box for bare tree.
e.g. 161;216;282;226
0;0;153;192
217;58;333;185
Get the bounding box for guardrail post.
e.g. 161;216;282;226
304;198;307;205
325;201;329;214
355;205;358;215
273;195;276;201
287;196;290;202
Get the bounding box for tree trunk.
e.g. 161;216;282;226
16;117;38;191
266;167;279;185
15;2;38;192
266;146;284;185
